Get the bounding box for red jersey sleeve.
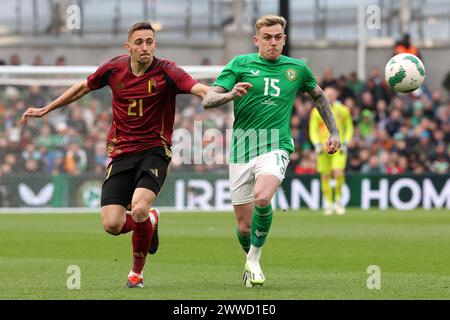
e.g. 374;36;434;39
163;61;198;94
86;59;117;91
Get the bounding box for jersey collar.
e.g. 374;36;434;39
257;53;281;64
128;56;158;77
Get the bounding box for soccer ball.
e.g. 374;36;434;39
385;53;425;93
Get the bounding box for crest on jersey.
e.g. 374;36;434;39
148;79;156;93
285;68;297;81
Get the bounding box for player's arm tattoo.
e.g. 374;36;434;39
202;86;233;109
308;85;340;138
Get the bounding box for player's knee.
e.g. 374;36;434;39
254;194;271;208
102;221;122;235
255;199;271;207
237;220;250;234
131;205;149;221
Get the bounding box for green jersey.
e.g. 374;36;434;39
214;53;317;163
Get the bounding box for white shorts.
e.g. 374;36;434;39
229;150;290;205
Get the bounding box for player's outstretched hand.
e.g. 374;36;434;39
230;82;252;99
21;107;47;126
326;135;341;154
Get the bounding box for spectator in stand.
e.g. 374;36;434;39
21;143;42;164
348;148;369;172
410;101;425;127
366;67;392;103
416;130;435;164
359;109;375;143
346;71;365;99
293;152;317;175
321;67;338;89
67;107;88;135
360;91;375;111
370;128;394;154
23;158;41;174
337;75;355;102
428;142;449;174
375;99;389;130
1;153;19;176
9;53;21;65
361;154;386;174
32;55;44;66
386;151;404;174
393;33;421;59
55;56;67;66
385;109;403;137
25;85;46;108
64;143;87;175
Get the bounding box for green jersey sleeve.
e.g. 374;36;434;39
213;56;240;91
299;64;317;93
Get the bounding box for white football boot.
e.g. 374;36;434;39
243;260;265;287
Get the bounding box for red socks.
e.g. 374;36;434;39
131;218;152;274
116;214;153;275
119;214;135;234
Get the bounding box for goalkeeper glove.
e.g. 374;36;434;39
341;142;348;154
314;144;322;155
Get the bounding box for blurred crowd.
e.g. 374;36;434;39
0;53;449;178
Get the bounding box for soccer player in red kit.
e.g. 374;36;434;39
21;22;210;288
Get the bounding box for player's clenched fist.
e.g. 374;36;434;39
230;82;252;98
325;135;341;154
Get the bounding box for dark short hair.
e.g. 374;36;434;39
128;22;155;39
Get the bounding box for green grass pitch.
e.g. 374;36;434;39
0;209;449;299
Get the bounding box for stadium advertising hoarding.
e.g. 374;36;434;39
1;173;449;210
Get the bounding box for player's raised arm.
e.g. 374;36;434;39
21;80;91;125
202;82;252;109
307;84;341;154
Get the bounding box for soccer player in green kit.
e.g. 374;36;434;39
202;15;341;287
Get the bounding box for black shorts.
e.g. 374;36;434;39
101;147;171;208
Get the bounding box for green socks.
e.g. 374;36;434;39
250;204;273;248
236;228;250;253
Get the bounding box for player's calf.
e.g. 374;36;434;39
148;208;160;254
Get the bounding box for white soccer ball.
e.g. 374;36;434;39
385;53;425;93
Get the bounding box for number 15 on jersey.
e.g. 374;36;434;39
263;78;280;97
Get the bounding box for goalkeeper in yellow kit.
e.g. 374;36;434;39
309;86;353;215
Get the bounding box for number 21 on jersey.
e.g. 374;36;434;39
263;78;280;97
128;98;143;116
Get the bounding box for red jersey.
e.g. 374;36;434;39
87;55;198;158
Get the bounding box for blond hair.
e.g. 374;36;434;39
255;15;287;34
